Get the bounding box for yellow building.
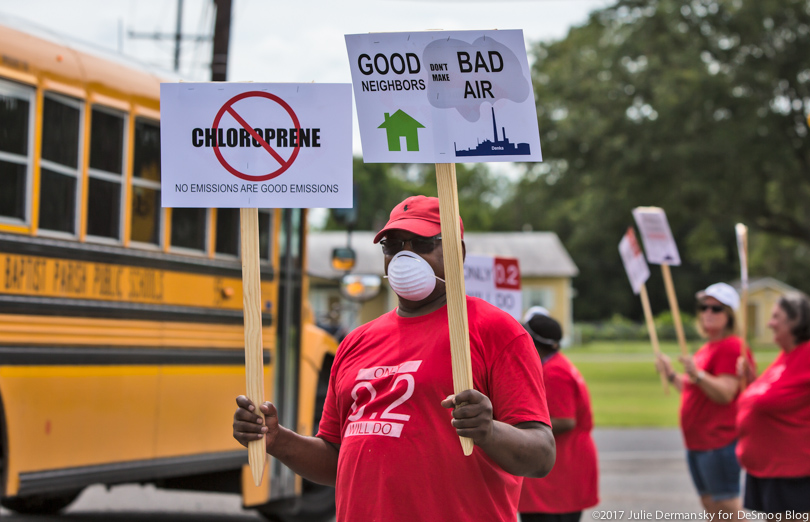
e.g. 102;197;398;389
735;277;802;345
307;231;578;344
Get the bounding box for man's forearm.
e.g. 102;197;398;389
477;421;555;478
267;426;339;486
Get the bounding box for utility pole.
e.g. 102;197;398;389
128;0;210;73
211;0;232;81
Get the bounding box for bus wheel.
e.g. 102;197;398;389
1;490;83;515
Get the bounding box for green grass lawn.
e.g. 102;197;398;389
564;341;781;427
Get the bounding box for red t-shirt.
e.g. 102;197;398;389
317;296;550;522
680;336;753;451
736;341;810;478
519;353;599;513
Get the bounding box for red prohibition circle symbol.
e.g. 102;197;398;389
212;91;301;182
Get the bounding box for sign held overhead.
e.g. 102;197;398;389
632;207;681;266
160;83;352;208
346;30;542;164
618;227;650;295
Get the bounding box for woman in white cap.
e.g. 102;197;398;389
656;282;756;519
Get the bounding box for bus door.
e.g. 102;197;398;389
272;208;304;498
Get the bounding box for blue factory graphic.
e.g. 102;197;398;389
454;107;531;157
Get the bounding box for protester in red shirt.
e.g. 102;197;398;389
518;308;598;522
656;282;754;520
232;196;555;522
736;292;810;514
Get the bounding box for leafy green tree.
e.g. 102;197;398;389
496;0;810;320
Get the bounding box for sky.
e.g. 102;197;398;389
0;0;612;221
0;0;611;142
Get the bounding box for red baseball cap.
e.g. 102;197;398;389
373;195;464;243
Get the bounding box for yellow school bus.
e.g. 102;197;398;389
0;21;337;521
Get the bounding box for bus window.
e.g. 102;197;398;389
130;118;161;246
39;93;83;235
0;79;34;223
171;207;207;252
258;208;273;262
215;208;240;256
86;106;126;240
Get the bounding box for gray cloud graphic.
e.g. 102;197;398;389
423;36;530;122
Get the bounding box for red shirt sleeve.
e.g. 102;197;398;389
487;333;550;427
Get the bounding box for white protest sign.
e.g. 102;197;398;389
632;207;681;266
464;255;522;320
160;83;352;208
619;227;650;295
345;30;542;164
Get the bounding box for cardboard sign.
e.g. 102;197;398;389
618;227;650;295
632;207;681;266
160;83;353;208
345;30;542;164
464;255;522;320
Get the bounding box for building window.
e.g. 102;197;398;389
130;118;161;245
523;287;555;314
39;93;83;235
86;107;126;239
215;208;240;257
0;80;34;223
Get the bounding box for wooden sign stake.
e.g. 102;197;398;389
240;207;266;485
736;223;750;389
639;283;669;394
436;163;474;456
660;264;689;358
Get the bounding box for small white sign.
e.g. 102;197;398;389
464;255;522;320
632;207;681;266
345;30;542;164
160;83;353;208
619;227;650;295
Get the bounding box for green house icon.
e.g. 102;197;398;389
378;110;425;152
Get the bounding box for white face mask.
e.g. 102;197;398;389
385;251;444;301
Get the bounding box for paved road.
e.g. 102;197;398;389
583;428;701;517
1;428;701;521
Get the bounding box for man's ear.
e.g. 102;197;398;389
461;240;466;262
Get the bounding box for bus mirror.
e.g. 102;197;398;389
331;247;356;271
340;274;381;302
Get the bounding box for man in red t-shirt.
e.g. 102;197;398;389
233;196;555;522
519;308;599;522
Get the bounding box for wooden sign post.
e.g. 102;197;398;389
619;227;668;393
661;264;689;358
241;208;266;485
640;284;669;393
436;163;474;455
735;223;749;389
